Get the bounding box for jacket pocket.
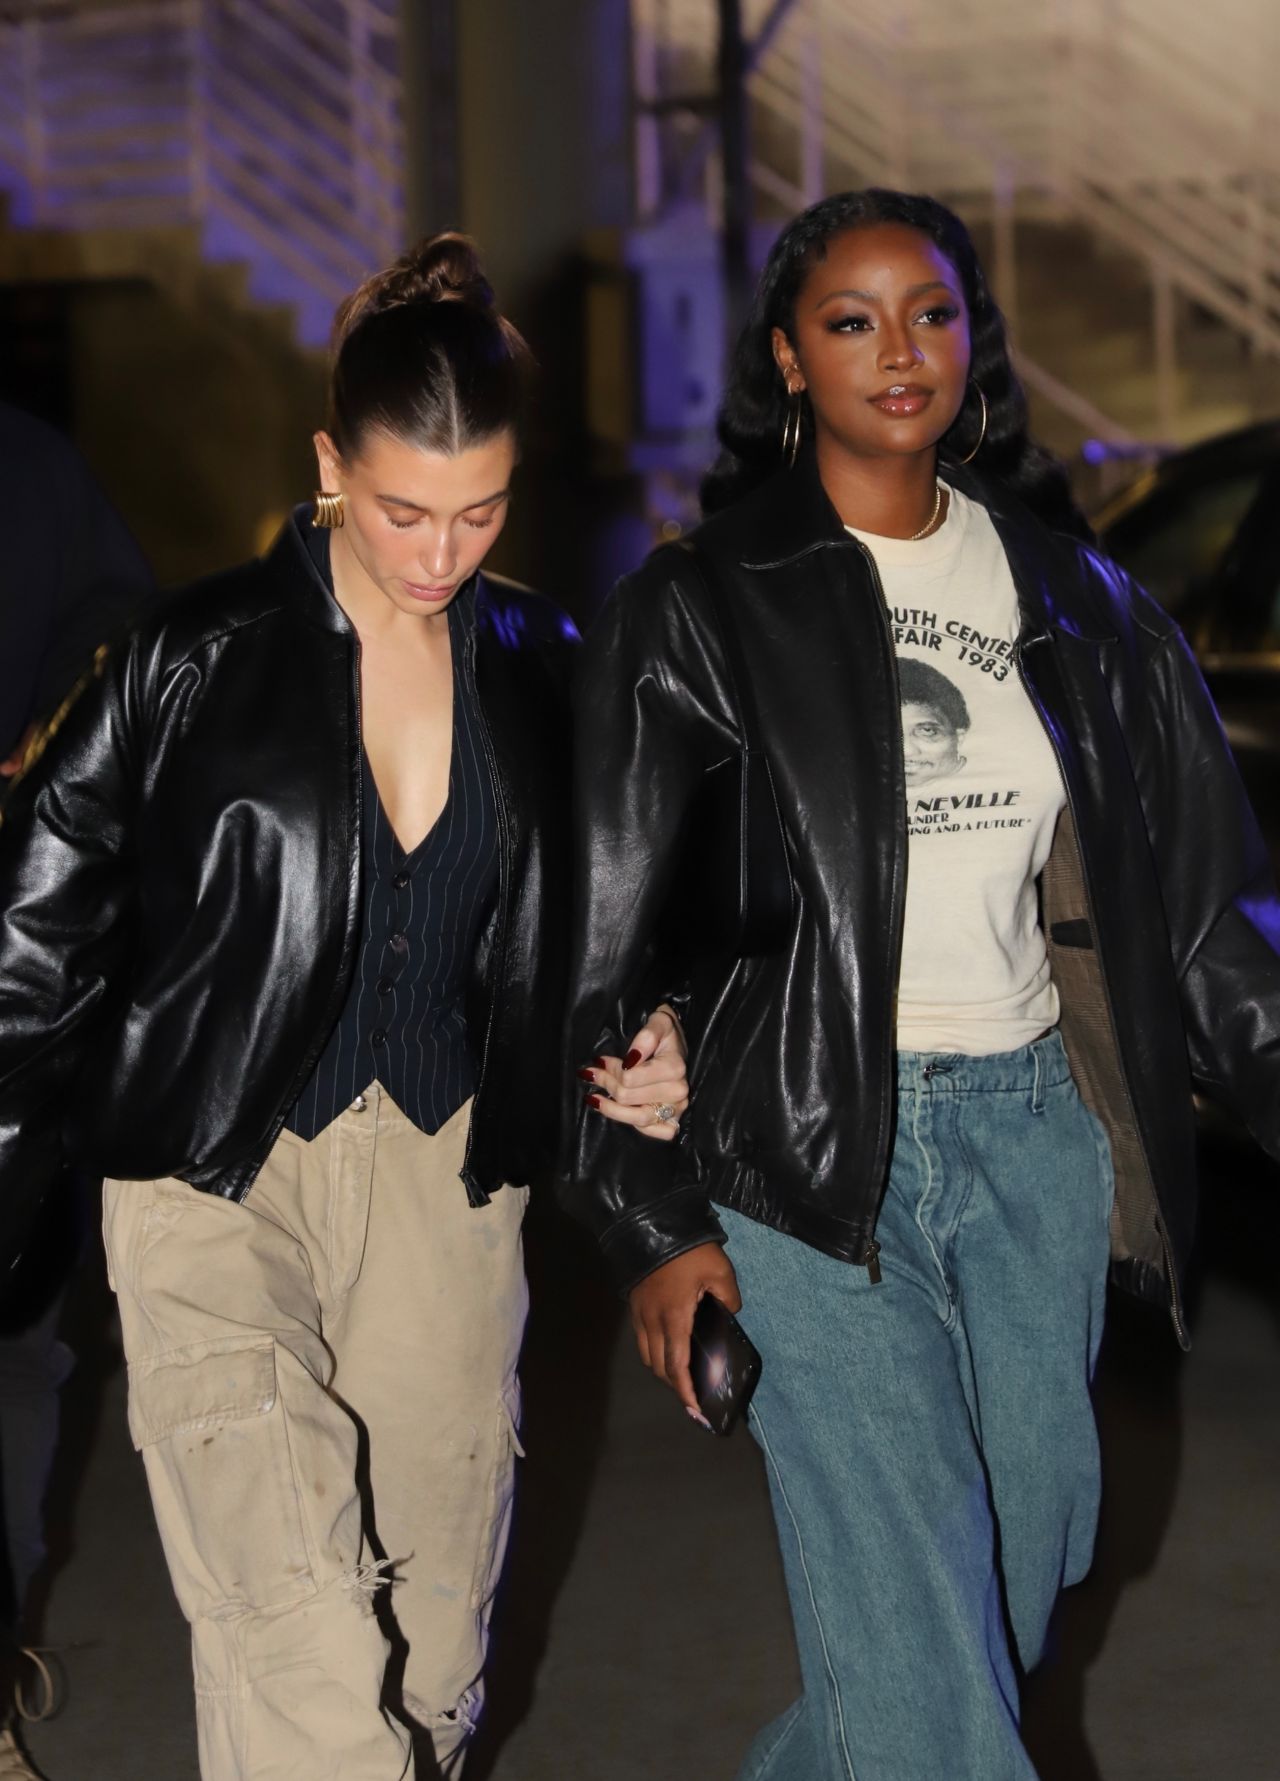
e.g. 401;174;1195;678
127;1336;317;1619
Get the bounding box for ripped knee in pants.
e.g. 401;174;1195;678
340;1556;400;1609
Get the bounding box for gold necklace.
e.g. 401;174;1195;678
907;483;943;542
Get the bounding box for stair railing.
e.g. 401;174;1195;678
0;0;404;343
637;0;1280;444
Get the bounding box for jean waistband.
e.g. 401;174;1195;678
896;1027;1070;1095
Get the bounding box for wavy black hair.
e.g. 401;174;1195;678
701;188;1090;540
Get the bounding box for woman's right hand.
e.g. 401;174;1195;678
628;1243;742;1419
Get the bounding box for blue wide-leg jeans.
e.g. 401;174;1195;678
720;1031;1114;1781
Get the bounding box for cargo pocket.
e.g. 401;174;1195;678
127;1335;317;1622
468;1382;525;1616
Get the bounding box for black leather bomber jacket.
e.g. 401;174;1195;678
0;513;578;1260
563;453;1280;1344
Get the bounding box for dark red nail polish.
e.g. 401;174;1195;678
592;1057;608;1070
576;1068;595;1082
624;1049;642;1070
586;1094;603;1110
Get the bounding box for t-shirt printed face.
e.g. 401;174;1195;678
847;488;1067;1056
901;657;971;792
900;657;970;790
893;630;1028;841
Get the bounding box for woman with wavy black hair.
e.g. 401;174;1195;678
566;188;1280;1778
701;186;1087;531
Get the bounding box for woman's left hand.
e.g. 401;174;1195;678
580;1006;689;1142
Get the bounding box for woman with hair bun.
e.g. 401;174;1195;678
566;189;1280;1776
0;232;686;1776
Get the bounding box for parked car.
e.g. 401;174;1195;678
1095;420;1280;870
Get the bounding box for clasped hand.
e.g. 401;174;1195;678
578;1005;689;1141
579;1008;743;1419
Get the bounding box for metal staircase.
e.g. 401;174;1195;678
0;0;404;346
631;0;1280;477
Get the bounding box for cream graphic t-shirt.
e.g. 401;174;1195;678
847;487;1066;1055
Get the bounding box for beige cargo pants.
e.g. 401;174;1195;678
102;1089;528;1779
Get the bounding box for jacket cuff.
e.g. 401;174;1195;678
598;1187;726;1295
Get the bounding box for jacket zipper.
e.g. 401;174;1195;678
849;537;908;1284
253;633;367;1191
1014;637;1188;1346
461;626;513;1197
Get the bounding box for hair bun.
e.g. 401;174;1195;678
332;232;495;351
407;233;494;310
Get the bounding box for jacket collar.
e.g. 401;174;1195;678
271;507;350;634
946;461;1117;646
728;450;1114;646
730;448;850;570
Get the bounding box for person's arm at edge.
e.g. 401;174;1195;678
0;634;151;1281
1106;557;1280;1149
560;556;739;1411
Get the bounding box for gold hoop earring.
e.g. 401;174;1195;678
781;388;804;469
957;386;988;465
312;490;345;530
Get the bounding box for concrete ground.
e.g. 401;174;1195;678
20;1138;1280;1780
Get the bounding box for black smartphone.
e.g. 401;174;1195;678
689;1292;762;1436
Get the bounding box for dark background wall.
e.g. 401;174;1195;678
0;267;324;587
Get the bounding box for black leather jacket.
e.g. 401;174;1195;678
0;513;578;1258
564;454;1280;1343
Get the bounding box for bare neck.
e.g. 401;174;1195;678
815;436;941;539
